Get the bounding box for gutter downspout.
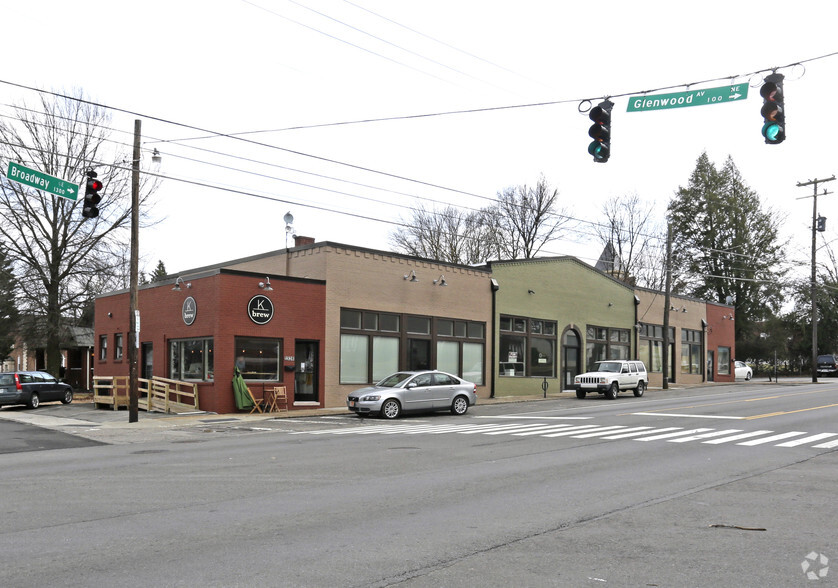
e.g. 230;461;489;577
490;278;500;398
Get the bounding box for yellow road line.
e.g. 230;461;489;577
745;403;838;420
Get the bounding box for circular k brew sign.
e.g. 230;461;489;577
182;296;197;325
248;294;274;325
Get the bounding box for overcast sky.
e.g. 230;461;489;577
3;1;837;280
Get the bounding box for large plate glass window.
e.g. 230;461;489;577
169;338;214;381
586;326;631;370
500;315;557;378
340;308;484;385
234;337;282;381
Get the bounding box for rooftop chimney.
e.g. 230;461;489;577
294;235;315;247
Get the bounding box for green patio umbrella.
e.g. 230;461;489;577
232;366;253;410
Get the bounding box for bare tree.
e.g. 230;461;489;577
493;176;570;259
0;91;157;376
594;192;665;288
390;204;498;265
390;176;570;264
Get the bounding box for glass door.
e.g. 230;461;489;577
294;341;319;402
562;329;581;389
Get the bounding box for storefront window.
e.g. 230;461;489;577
718;346;731;375
500;315;557;377
340;308;485;384
340;334;368;384
586;326;630;369
372;336;398;382
463;342;484;385
234;337;282;381
437;340;460;377
169;338;214;381
681;329;703;374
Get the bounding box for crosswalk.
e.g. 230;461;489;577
290;421;838;449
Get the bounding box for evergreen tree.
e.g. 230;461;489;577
668;152;787;343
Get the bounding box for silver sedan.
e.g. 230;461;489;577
347;370;477;419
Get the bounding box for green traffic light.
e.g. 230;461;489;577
588;141;609;161
762;122;784;144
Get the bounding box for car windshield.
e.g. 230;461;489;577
817;355;835;363
595;362;622;373
376;373;414;388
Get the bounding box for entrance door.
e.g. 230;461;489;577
294;341;319;402
562;329;581;390
707;350;715;382
141;343;153;380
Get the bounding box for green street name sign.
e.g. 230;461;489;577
627;85;748;112
6;161;79;200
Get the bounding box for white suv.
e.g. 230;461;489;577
573;360;647;400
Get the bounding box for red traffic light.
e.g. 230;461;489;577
88;179;103;191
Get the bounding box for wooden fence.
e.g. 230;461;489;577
93;375;199;414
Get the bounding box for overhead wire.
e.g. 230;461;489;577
3;50;838;279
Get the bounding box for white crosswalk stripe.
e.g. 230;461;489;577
290;421;838;450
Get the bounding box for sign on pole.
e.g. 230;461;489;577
6;161;80;200
627;85;748;113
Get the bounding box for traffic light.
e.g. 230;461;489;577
588;99;613;163
817;216;827;232
760;73;785;144
82;171;102;219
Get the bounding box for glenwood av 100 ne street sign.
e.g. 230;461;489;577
6;161;79;200
627;84;748;112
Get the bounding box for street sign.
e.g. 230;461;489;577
6;161;80;200
627;85;748;112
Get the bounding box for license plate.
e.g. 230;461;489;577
349;400;356;407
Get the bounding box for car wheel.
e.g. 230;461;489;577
61;390;73;404
634;381;646;397
28;393;40;409
745;372;752;381
576;389;587;399
605;381;619;400
451;395;469;415
380;398;401;419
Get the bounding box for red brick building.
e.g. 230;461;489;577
94;269;325;414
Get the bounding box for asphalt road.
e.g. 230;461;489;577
1;381;836;587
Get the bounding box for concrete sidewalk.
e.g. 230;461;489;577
0;377;810;445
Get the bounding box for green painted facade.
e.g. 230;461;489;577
490;257;637;397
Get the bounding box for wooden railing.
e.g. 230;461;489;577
93;375;199;413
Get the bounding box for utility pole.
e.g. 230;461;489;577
128;120;141;422
662;223;672;389
797;175;835;383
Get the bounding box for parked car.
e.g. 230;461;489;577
573;360;647;399
347;370;477;419
0;371;74;409
734;360;753;381
816;354;838;377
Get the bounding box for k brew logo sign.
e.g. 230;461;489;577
248;294;274;325
182;296;197;326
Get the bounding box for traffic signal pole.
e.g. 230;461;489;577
797;175;835;383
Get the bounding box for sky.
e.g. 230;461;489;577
3;0;838;282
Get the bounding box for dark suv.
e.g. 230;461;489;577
816;355;838;377
0;371;74;409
